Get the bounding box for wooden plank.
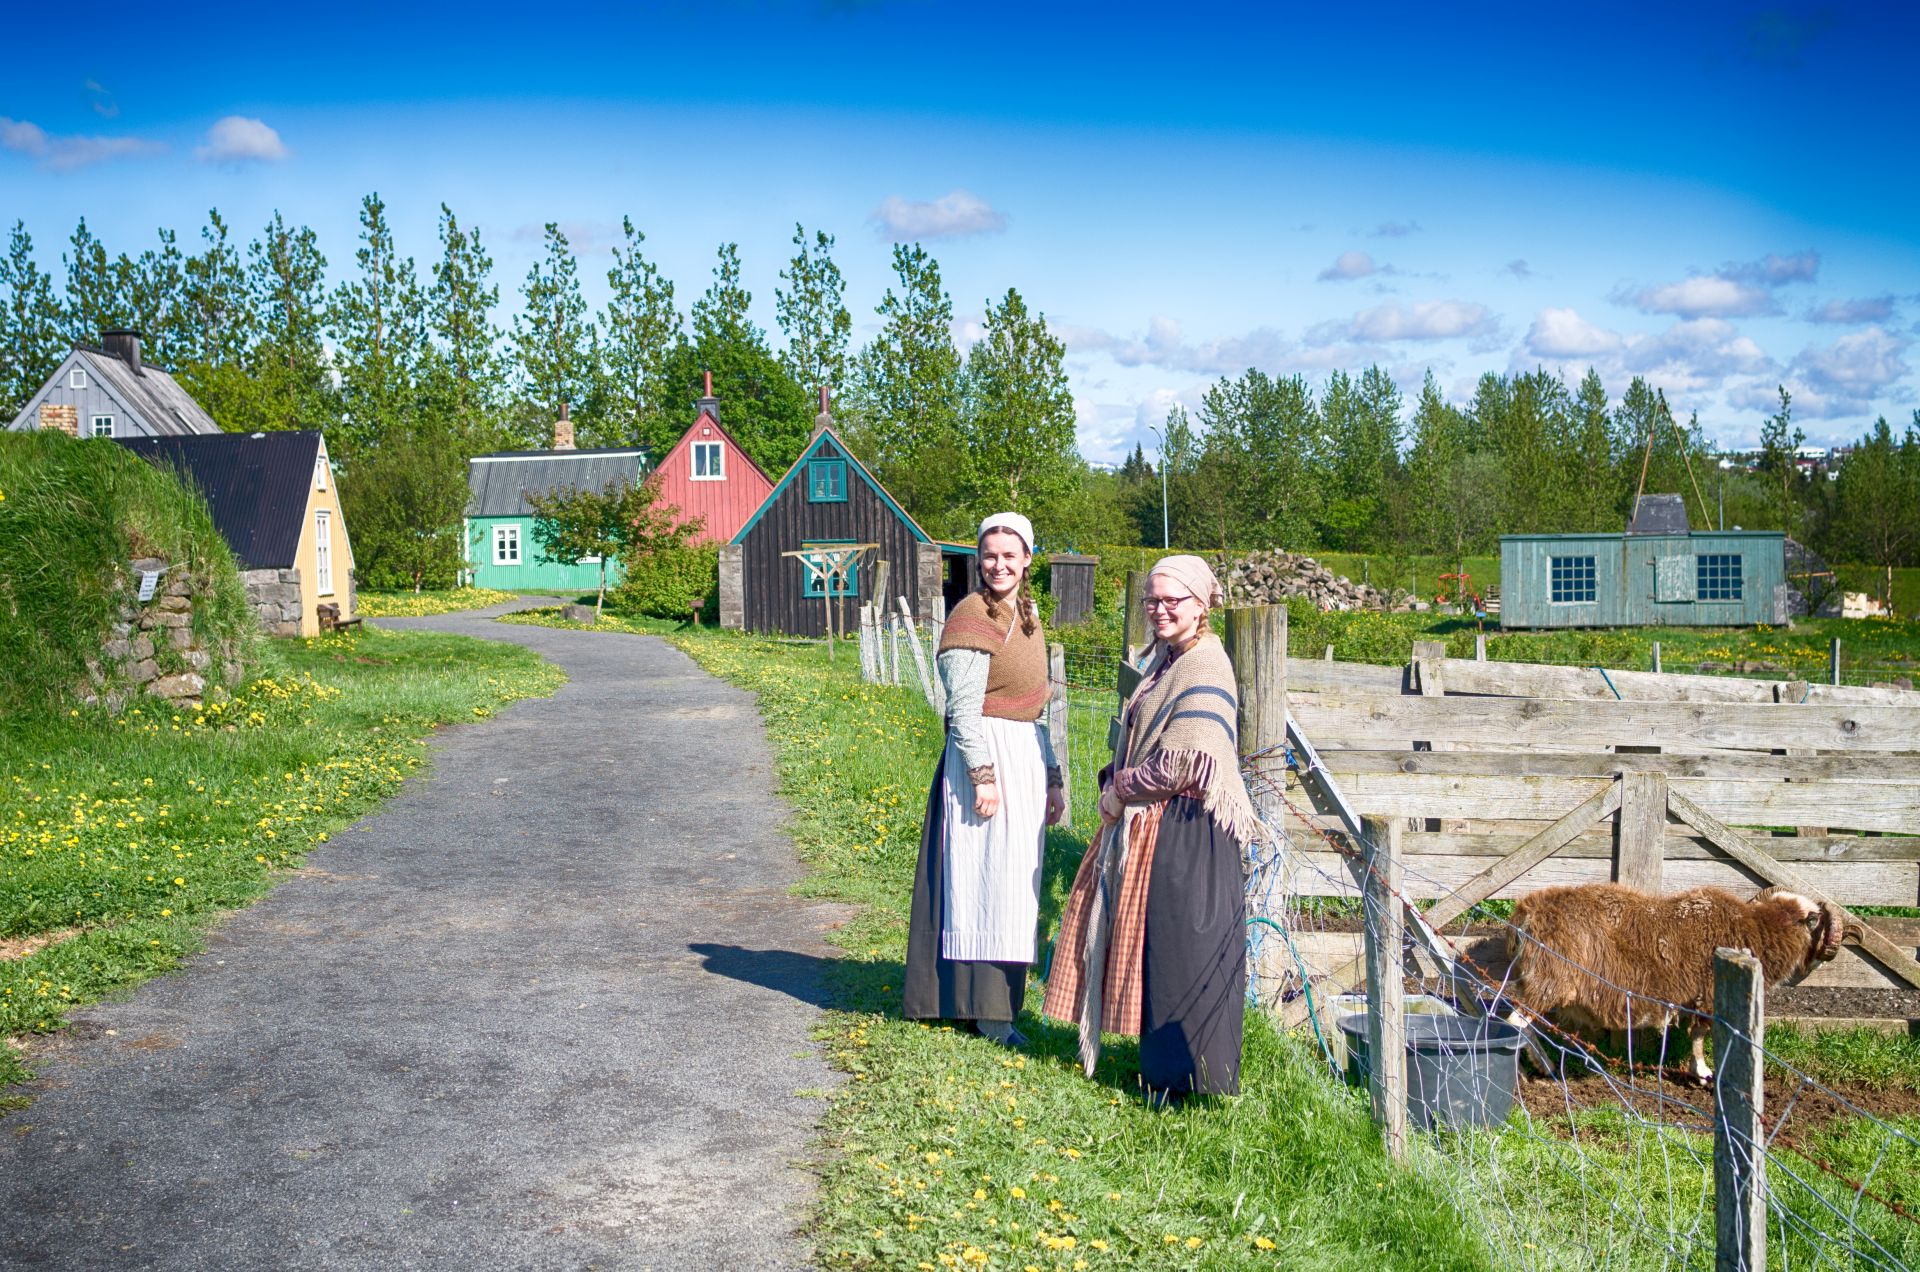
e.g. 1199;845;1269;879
1615;771;1667;890
1428;657;1915;706
1048;642;1070;823
1713;949;1766;1272
1291;693;1920;754
1289;850;1919;910
1424;782;1623;929
1317;747;1920;784
1298;768;1920;834
1400;829;1920;864
1362;817;1407;1159
1288;658;1405;696
1668;790;1920;992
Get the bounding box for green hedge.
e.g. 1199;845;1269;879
608;542;720;619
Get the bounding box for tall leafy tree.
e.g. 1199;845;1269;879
0;221;66;416
1404;371;1497;567
1565;368;1619;531
329;193;428;455
1831;413;1920;611
846;243;966;531
775;224;851;395
960;287;1080;522
122;228;188;366
1757;384;1807;538
1198;368;1320;549
62;218;127;342
246;212;334;433
512;222;595;440
337;432;473;591
1317;366;1403;549
182;209;254;367
426;203;502;440
599;215;679;451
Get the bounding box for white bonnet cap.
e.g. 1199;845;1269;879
977;512;1034;554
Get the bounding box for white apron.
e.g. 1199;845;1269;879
939;715;1048;963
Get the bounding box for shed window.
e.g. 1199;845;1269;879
807;460;847;503
315;510;333;596
1697;553;1743;601
91;415;114;438
70;368;87;389
1549;555;1596;604
493;524;521;566
691;441;724;480
800;544;859;597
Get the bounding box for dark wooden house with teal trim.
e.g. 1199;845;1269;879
719;404;974;635
1499;498;1789;629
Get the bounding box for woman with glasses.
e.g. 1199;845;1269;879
1044;554;1257;1102
904;513;1067;1047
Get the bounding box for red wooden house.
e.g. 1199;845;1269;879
650;373;774;544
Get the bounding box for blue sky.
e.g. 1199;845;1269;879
5;0;1916;460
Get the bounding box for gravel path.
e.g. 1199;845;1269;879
0;604;847;1270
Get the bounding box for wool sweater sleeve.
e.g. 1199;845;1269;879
938;648;995;779
1110;749;1217;806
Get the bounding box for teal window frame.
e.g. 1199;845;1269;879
1549;555;1596;603
800;541;859;597
1697;553;1743;601
807;459;848;503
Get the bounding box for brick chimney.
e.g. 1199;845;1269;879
553;402;575;451
102;330;144;375
696;369;719;423
812;385;833;439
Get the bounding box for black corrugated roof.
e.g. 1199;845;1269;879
467;449;647;517
1628;494;1690;535
117;431;320;568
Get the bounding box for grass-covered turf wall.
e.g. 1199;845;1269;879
1;625;564;1089
0;431;259;714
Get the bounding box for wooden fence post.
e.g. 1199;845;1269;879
1474;632;1487;662
1123;570;1149;658
1831;637;1842;686
890;614;902;685
1652;641;1663;674
1362;815;1408;1160
1613;771;1667;891
898;596;940;714
1714;948;1766;1272
1048;642;1070;822
1226;604;1288;760
1324;644;1335;661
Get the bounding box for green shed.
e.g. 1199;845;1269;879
463;445;650;592
1500;515;1789;629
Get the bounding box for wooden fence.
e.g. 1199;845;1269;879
1220;605;1920;1024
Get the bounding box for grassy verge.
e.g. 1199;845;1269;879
354;586;521;617
502;607;1499;1270
1;626;564;1087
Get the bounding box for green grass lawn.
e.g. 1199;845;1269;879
353;586;522;617
0;626;564;1087
507;606;1920;1269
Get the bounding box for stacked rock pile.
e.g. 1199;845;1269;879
1224;549;1396;611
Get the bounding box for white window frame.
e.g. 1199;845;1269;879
315;456;328;491
70;368;87;389
493;524;521;566
315;510;334;596
90;414;114;438
691;440;725;481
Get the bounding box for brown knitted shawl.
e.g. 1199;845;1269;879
1118;632;1258;846
938;591;1048;722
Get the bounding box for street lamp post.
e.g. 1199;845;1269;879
1148;424;1170;549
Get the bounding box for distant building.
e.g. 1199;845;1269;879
1500;496;1788;628
647;373;774;544
463;407;649;593
118;431;353;637
720;392;975;635
7;331;221;438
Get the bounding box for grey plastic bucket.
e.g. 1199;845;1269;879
1338;1013;1526;1130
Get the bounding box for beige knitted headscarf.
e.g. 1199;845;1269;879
1148;554;1225;610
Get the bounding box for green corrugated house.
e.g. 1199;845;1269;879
463;441;650;592
1500;497;1788;629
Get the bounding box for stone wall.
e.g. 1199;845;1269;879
241;567;304;636
39;402;77;436
81;558;244;711
717;545;744;630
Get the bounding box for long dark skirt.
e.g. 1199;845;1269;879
1140;796;1246;1096
903;749;1028;1022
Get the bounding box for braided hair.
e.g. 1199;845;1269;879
977;543;1040;637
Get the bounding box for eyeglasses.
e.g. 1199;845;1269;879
1141;596;1191;612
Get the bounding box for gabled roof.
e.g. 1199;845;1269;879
1628;494;1690;535
76;346;220;435
663;407;773;484
732;426;933;546
117;431;321;569
467;447;648;517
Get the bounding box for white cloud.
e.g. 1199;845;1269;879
1794;325;1911;400
869;189;1007;241
1059;315;1296;376
1;115;165;170
1620;249;1820;319
1806;296;1895;325
195;116;289;165
1332;299;1498;343
1526;307;1621;358
1317;250;1381;282
1725;250;1820;285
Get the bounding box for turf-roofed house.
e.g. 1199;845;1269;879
720;390;975;635
118;431;356;637
6;330;221;439
649;373;775;544
464;407;649;592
